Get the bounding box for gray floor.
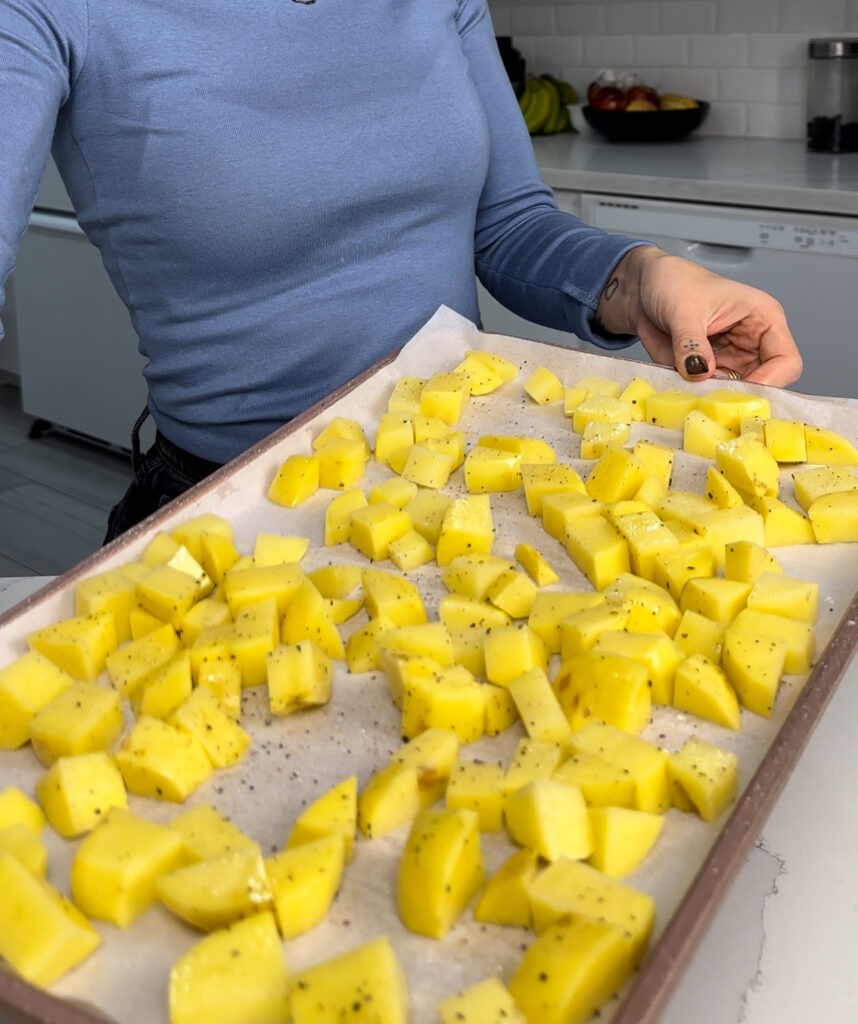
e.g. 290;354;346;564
0;377;134;577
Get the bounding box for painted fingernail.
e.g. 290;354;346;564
685;355;708;375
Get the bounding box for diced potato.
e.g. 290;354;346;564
521;462;586;517
486;568;538;619
265;833;345;938
348;501;413;561
679;576;752;625
363;567;427;625
314;437;369;490
387;377;425;415
168;911;290;1024
0;850;101;986
115;715;213;802
569;723;670;814
0;651;74;751
644;387;698;429
405;489;452;544
267;453;320;507
379;622;455;667
170;685;251;768
745;495;816;547
463;444;522;493
668;737;738;822
28;681;124;767
169;804;259;863
287;775;358;861
435;494;494;567
697;388;771;432
324;487;368;545
763;418;807;462
252;532;310;567
540;489;603;544
672;609;724;662
587;806;664;878
391;728;461;803
0;822;47;876
28;611;118;682
807;490;858;543
593;631;683;706
803;424;858;466
574;397;632;437
746;572;818;623
563;514;630;591
400;664;486;743
505;778;593;862
515;541;559;586
715;436;780;498
289;936;408;1024
400;442;457;489
632;438;674;486
483;623;549;686
527;590;606;654
35;751;128;838
792;465;858;512
672;653;741;730
71;807;186;927
507;667;573;745
723;540;782;585
157;844;273;931
281;579;345;659
131;649;193;719
106;621;182;699
503;737;565;794
693;505;766;568
683;408;736;459
729;607;815;675
524;365;564;405
705;465;747;509
357;762;424;838
445;760;506;832
453;352;506;395
0;786;46;834
721;630;787;718
509;918;638;1024
584;446;646;503
553;750;636;809
388;528;435;570
438;977;526;1024
525;856;655;959
397;806;484;939
553;651;651;734
611;507;680;580
621;377;657;420
222;563;303;617
171;514;234;563
420;370;471;425
267;640;332;716
651;546;716;603
74;566;140;645
604;573;680;636
473;847;538;928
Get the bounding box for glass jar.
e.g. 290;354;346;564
806;37;858;153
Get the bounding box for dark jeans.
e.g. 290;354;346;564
103;409;223;544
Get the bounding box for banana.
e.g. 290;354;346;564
523;79;551;134
536;77;561;135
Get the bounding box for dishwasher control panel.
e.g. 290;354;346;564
757;221;858;255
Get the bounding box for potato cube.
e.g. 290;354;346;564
683;408;736;459
289;936;408;1024
379;622;454;666
612;508;680;579
644;387;698;429
28;610;117;682
584;446;646;503
808;490;858;543
744;495;816;547
693;505;766;567
514;541;559;586
400;664;486;743
281;578;345;659
705;465;747;509
0;850;101;986
672;609;724;662
508;667;573;745
746;572;818;623
723;539;782;584
553;750;636;809
35;751;128;838
287;775;358;861
668;736;738;822
438;976;526;1024
715;436;780;498
71;807;186;927
697;388;771;431
362;566;427;625
168;911;290;1024
445;760;506;832
463;445;521;493
486;567;538;619
483;683;519;736
115;715;213;802
131;649;194;719
792;465;858;512
435;494;494;566
0;823;47;876
74;566;140;644
397;806;484;939
680;576;752;625
721;630;787;718
651;547;716;603
563;514;630;591
484;623;548;686
804;424;858;466
400;442;457;489
267;640;332;716
265;833;345;938
267;453;319;507
388;376;425;415
0;786;46;834
603;573;680;635
171;513;234;563
405;489;452;544
453;352;506;395
521;462;586;517
593;631;684;706
672;653;741;730
0;651;74;750
420;370;470;424
473;847;539;928
558;603;629;659
348;502;413;561
763;417;807;462
169;804;259;863
503;737;564;794
313;437;368;490
357;762;424;838
569;722;670;814
323;487;368;545
587;806;664;878
157;844;272;931
527;590;605;654
388;528;435;570
525;856;655;958
505;778;593;862
524;365;564;405
729;607;814;675
170;685;251;768
509;919;637;1024
553;651;651;734
29;681;124;767
106;621;182;699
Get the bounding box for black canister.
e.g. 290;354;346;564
807;37;858;152
495;36;526;98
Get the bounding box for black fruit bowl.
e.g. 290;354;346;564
582;101;709;142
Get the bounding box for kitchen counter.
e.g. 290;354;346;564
2;574;857;1024
532;135;858;216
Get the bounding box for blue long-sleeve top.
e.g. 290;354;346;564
0;0;643;463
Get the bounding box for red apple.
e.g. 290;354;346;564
591;86;627;111
587;79;603;105
626;84;660;106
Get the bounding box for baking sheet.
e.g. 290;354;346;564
1;305;857;1023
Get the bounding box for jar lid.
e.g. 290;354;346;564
809;37;858;58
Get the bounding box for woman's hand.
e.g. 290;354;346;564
594;246;803;387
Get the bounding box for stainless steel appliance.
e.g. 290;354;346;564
14;161;149;451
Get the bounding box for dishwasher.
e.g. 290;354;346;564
479;193;858;400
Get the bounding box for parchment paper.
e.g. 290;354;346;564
1;306;857;1023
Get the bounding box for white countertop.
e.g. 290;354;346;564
2;573;857;1024
532;135;858;216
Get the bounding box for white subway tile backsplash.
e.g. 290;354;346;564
582;35;636;68
485;0;844;139
605;3;659;35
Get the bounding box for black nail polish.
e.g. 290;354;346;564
685;355;708;375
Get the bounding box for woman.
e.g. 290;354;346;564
0;0;801;537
